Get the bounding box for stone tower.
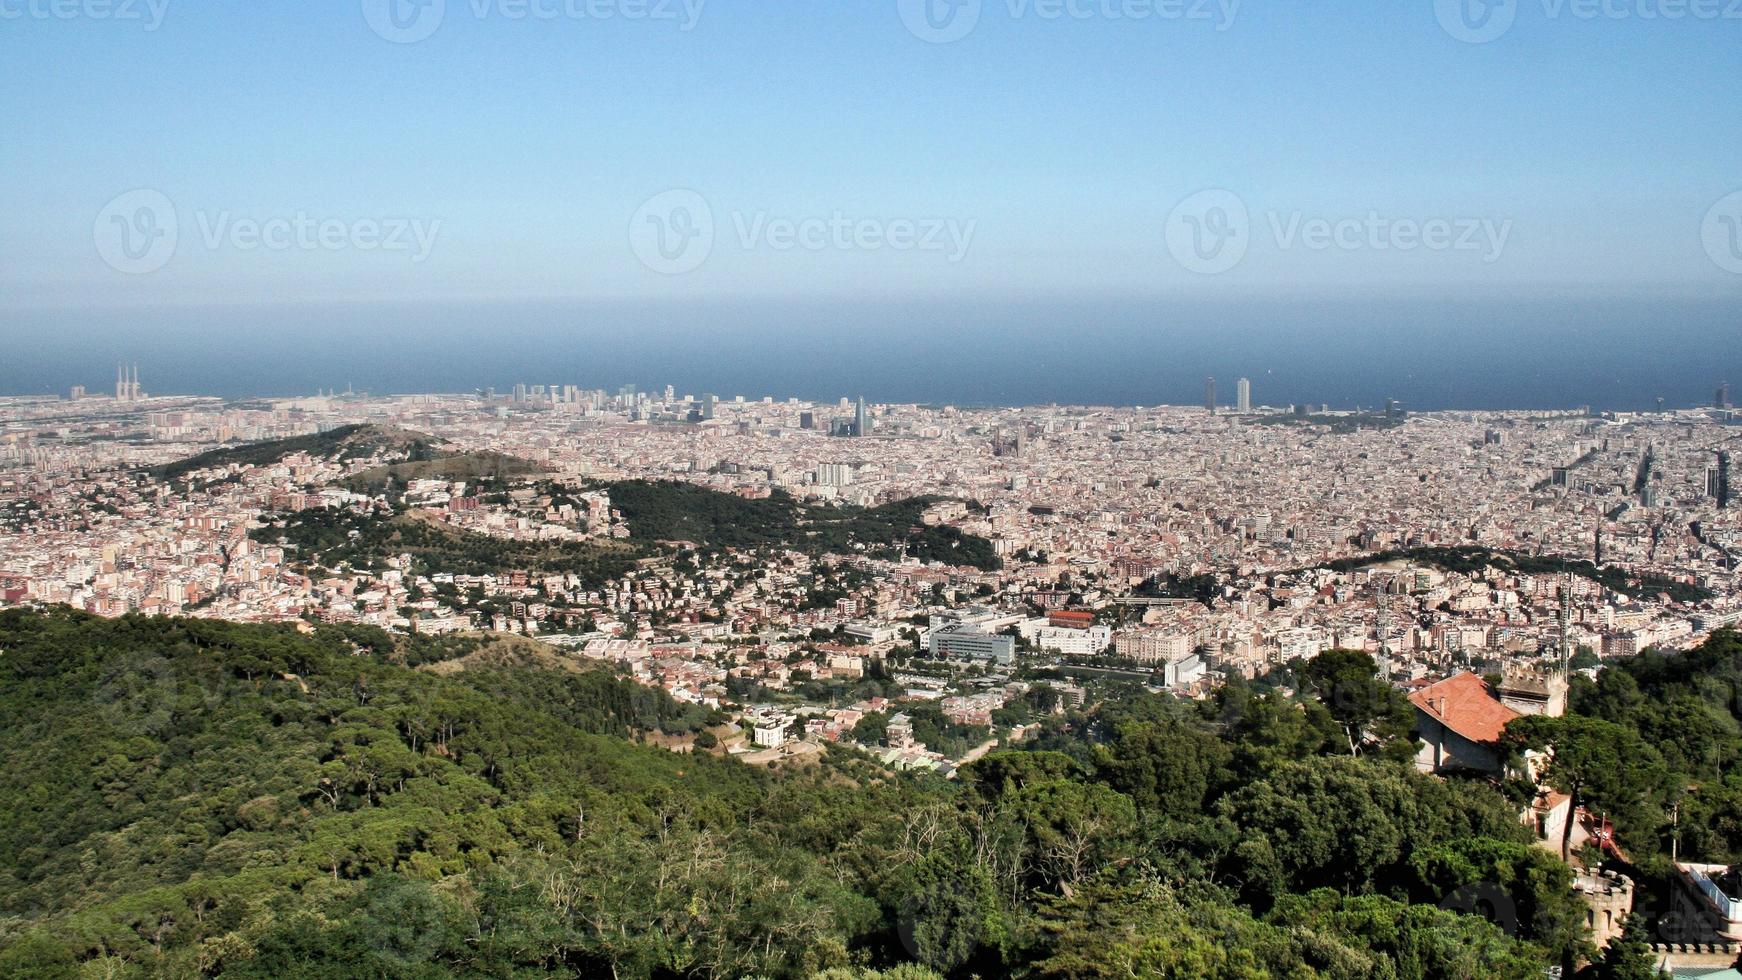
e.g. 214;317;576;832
1498;663;1568;718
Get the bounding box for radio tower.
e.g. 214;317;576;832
1374;579;1392;674
1558;572;1574;675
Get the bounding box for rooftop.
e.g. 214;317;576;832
1409;671;1521;745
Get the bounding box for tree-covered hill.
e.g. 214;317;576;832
0;608;1613;978
605;481;1002;571
253;480;1000;584
1308;545;1714;604
1541;628;1742;865
148;425;448;482
341;451;551;497
250;506;644;584
0;608;872;978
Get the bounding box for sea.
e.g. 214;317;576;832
3;292;1739;413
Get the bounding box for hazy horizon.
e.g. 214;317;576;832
4;2;1740;409
6;292;1739;412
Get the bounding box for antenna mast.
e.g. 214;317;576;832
1559;572;1573;675
1375;579;1392;677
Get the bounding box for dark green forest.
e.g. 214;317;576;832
148;426;446;483
342;452;552;498
602;481;1002;571
250;507;644;585
252;480;1002;584
1307;546;1713;604
4;610;1738;977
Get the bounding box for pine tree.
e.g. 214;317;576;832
1598;914;1663;980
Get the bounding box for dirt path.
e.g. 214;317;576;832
958;737;1000;766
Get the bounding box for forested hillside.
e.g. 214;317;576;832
341;451;551;497
1308;545;1713;604
605;481;1002;571
1553;629;1742;863
251;505;644;584
2;608;1703;978
148;425;446;482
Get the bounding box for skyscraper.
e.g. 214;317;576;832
1204;377;1216;414
855;397;870;437
1236;377;1251;413
1718;383;1732;410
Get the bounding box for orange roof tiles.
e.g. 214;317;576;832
1409;671;1521;745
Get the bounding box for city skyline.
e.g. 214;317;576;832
22;359;1742;416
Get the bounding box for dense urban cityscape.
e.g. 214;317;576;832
5;368;1742;974
10;372;1742;967
9;373;1740;682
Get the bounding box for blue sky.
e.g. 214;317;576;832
2;0;1740;310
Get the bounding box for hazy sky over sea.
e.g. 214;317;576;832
2;293;1737;412
2;1;1739;404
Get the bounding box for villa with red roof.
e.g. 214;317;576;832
1408;671;1521;777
